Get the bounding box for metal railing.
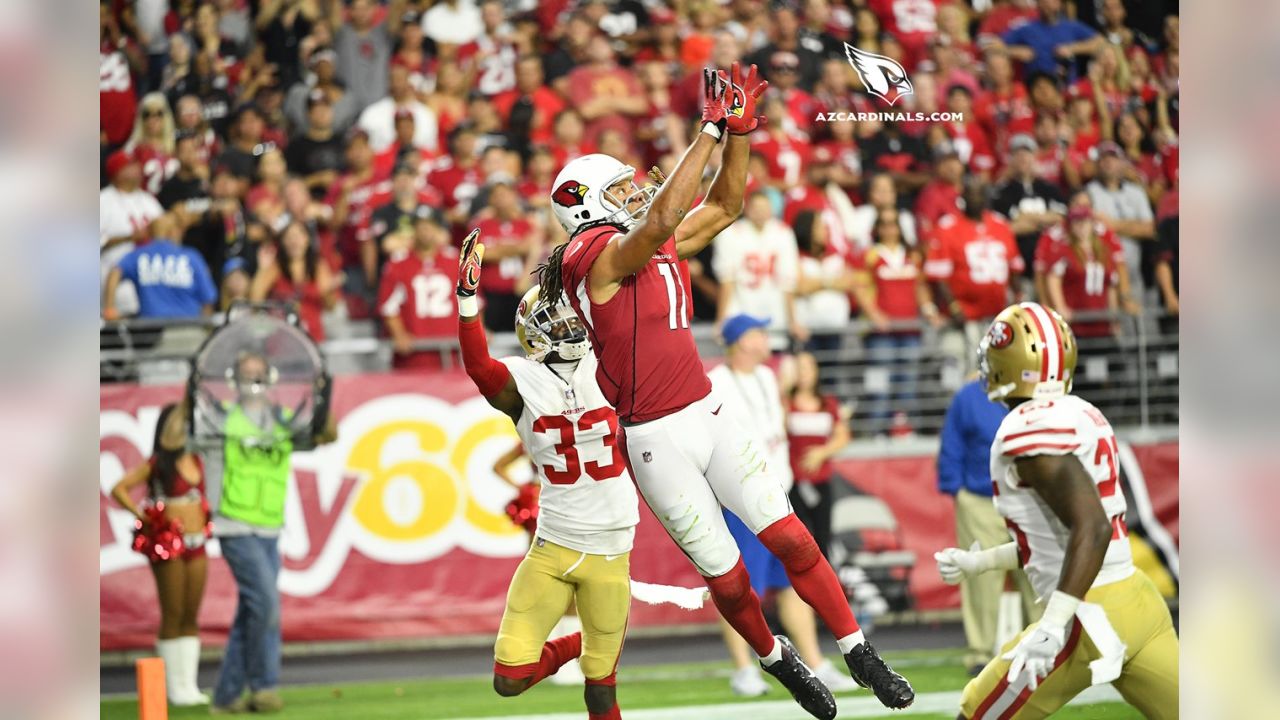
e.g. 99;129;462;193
100;309;1178;433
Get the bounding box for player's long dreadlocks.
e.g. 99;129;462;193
535;242;570;306
535;165;668;307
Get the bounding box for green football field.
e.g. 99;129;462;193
100;648;1143;719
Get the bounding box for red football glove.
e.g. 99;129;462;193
723;62;769;136
457;227;484;298
701;67;729;140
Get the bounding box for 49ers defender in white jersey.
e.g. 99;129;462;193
455;229;636;720
936;302;1178;720
535;64;914;717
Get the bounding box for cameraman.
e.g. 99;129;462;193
206;350;336;714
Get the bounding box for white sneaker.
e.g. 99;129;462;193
548;658;585;686
729;665;770;697
813;659;860;692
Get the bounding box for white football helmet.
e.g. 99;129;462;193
549;153;656;234
515;286;590;362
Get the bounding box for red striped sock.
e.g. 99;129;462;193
758;514;860;638
528;632;582;687
703;559;776;657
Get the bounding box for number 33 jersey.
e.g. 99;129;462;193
500;351;639;556
990;395;1134;600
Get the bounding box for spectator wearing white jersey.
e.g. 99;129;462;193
713;190;803;350
101;149;165;317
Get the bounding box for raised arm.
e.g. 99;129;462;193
456;229;523;420
589;68;733;288
675;63;769;260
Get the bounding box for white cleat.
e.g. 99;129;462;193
813;659;860;692
729;665;770;697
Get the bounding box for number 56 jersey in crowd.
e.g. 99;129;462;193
499;351;639;556
990;395;1134;600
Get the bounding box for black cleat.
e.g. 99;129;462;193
844;641;915;709
760;635;837;720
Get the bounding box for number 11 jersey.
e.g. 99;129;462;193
990;394;1135;600
500;351;638;555
561;226;712;424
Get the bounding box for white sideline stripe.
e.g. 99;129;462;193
462;684;1124;720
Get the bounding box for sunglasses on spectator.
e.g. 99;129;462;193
143;109;165;118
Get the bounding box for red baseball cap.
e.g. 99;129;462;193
105;149;137;180
1067;205;1093;222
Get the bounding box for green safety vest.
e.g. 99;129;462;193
220;404;294;528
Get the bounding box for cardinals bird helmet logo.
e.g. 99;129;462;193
988;320;1014;349
844;44;914;106
552;180;588;207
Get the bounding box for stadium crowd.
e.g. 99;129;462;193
100;0;1179;373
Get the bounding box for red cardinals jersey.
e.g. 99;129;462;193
868;0;942;68
426;159;485;214
1041;226;1124;337
854;243;923;321
473;217;534;294
561;225;711;424
458;35;519;96
925;212;1024;320
128;143;179;196
752;133;813;187
100;46;137;146
944;121;996;176
379;247;460;348
325;175;394;268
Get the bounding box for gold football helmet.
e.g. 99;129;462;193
514;286;589;362
979;302;1078;401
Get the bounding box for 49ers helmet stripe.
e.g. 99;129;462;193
1022;301;1062;381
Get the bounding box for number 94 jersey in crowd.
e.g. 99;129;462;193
989;394;1134;600
499;351;639;556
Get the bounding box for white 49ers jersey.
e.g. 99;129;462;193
499;352;638;555
990;394;1134;600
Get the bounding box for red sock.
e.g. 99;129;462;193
528;632;582;686
703;559;776;657
758;514;860;638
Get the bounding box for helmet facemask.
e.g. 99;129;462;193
601;172;656;229
523;301;589;362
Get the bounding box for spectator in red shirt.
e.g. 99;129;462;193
425;60;469;145
752;95;814;189
565;35;648;148
634;61;684;171
250;221;340;341
943;85;997;180
1030;112;1069;189
472;179;540;332
914;140;965;237
378;206;460;370
372;108;437;180
549;109;594;170
867;0;941;71
124;93;179;196
974;49;1036;163
854;206;940;426
428;126;487;227
519;146;557;212
245;147;288;224
101;4;143;150
782;351;850;559
1041;205;1127;337
925;178;1024;368
327;129;393;314
459;0;520;97
493;55;566;154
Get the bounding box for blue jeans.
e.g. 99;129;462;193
864;333;922;428
214;535;282;705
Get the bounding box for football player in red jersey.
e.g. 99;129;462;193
536;64;915;717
